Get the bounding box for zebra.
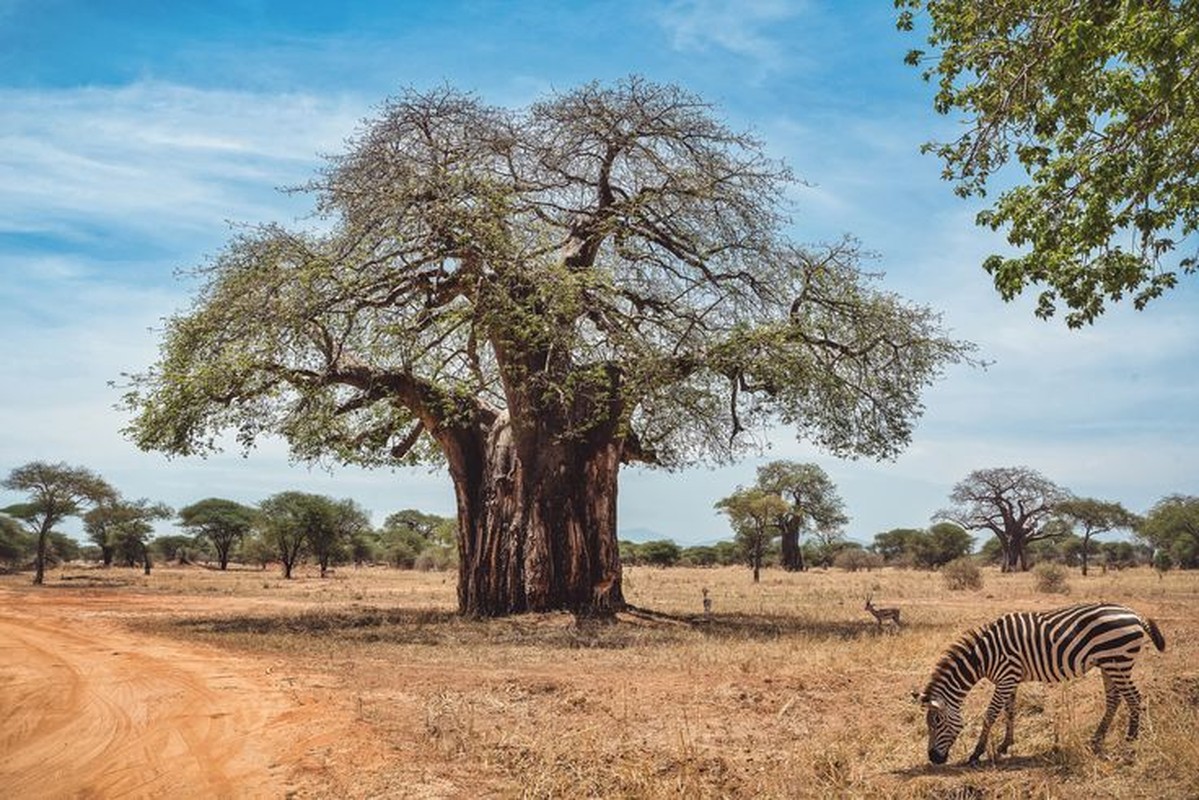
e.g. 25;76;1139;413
914;602;1166;765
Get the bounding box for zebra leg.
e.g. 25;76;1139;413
997;688;1018;756
1121;682;1143;741
969;682;1014;764
1091;668;1122;753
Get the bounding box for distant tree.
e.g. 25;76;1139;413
383;509;448;543
754;460;848;571
257;492;324;579
916;521;974;568
937;466;1069;572
46;532;81;565
1100;540;1147;571
151;534;199;564
639;539;682;568
1051;497;1140;575
122;78;974;617
618;540;644;566
377;509;454;567
238;531;274;570
1138;494;1199;569
105;500;173;571
978;535;1003;566
712;540;740;566
348;526;380;566
898;0;1199;326
178;498;258;570
379;525;428;568
833;546;883;572
0;514;33;569
316;498;372;577
715;488;788;583
872;528;925;565
83;500;121;566
680;545;719;567
2;462;115;584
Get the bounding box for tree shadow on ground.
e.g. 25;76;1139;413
152;602;942;651
623;603;938;641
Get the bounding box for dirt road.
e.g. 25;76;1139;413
0;587;361;799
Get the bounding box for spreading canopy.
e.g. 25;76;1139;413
936;465;1069;572
124;78;971;471
898;0;1199;326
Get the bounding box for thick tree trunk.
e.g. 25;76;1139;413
780;525;805;571
1000;532;1030;572
443;411;624;617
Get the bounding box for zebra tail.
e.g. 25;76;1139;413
1145;617;1166;652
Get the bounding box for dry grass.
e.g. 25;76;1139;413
13;563;1199;798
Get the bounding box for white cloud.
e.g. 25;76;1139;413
0;82;366;249
655;0;807;72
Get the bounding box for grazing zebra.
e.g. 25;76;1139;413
914;602;1166;765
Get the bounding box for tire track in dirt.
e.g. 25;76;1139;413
0;588;369;799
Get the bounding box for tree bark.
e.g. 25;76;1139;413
443;411;624;617
780;523;805;571
33;526;49;585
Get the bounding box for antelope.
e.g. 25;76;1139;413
865;593;901;629
702;587;712;618
592;574;618;613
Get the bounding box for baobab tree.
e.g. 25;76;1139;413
937;466;1069;572
754;460;847;571
123;77;972;616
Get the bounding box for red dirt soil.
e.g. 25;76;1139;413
0;587;383;799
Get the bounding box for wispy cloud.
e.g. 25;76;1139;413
0;82;365;256
655;0;807;73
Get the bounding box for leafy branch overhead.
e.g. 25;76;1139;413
898;0;1199;326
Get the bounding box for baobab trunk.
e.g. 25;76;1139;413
443;412;624;617
780;527;805;571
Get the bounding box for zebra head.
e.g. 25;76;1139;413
914;689;963;764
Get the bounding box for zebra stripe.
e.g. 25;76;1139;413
915;603;1165;765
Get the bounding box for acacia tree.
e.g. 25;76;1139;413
257;491;321;579
754;460;848;571
313;498;371;577
715;488;788;583
1137;494;1199;569
937;466;1069;572
123;78;972;616
178;498;258;570
897;1;1199;326
0;514;32;568
1052;497;1140;576
85;497;172;568
2;462;115;584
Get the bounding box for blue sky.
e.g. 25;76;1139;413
2;0;1196;547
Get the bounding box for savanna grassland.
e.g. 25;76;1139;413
3;564;1197;799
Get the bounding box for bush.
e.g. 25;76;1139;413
942;556;983;591
833;549;884;572
1033;562;1070;594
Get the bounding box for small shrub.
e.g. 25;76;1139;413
833;549;884;572
942;556;983;591
1033;562;1070;594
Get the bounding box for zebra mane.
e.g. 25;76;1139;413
922;625;985;698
